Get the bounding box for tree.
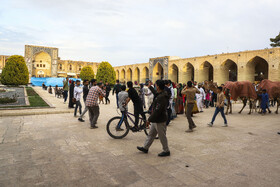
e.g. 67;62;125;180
96;61;116;85
79;66;95;81
1;55;29;85
270;32;280;47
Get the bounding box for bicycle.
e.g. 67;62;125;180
106;109;151;139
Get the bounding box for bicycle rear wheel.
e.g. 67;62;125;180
106;116;130;139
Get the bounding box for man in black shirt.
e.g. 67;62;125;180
105;82;111;104
125;81;146;132
113;80;121;108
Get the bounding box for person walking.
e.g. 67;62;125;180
63;77;69;104
78;79;90;122
74;80;83;117
105;82;111;104
196;83;205;112
86;82;106;129
137;80;170;157
259;89;270;115
112;80;121;108
207;87;228;127
181;81;200;132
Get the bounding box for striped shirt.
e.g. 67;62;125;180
86;86;106;107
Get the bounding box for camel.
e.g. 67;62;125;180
258;79;280;114
205;81;258;115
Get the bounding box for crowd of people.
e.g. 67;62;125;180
41;77;278;157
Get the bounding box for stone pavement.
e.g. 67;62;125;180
0;94;280;186
0;87;72;117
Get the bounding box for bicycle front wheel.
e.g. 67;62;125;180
106;116;130;139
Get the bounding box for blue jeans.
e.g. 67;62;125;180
63;90;68;102
116;93;119;108
211;107;227;124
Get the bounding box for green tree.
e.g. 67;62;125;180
79;66;95;81
1;55;29;85
96;61;116;85
270;32;280;47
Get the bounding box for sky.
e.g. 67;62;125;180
0;0;279;66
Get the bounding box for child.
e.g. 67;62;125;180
117;85;129;131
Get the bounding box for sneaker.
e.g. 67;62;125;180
78;118;85;122
207;122;213;127
90;126;98;129
222;124;228;127
200;111;204;113
158;151;170;157
130;126;139;132
185;129;193;133
137;146;148;153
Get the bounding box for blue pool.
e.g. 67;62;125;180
31;77;81;87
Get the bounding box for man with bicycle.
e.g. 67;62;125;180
125;81;146;132
137;80;170;157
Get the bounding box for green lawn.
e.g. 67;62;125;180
0;87;49;108
25;87;49;107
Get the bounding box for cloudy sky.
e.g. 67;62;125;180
0;0;279;66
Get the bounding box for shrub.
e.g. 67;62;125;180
96;61;116;85
1;55;29;85
0;97;17;104
79;66;95;81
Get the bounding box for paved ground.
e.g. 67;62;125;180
0;92;280;187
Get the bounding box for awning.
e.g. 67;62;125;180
67;73;76;76
37;70;44;75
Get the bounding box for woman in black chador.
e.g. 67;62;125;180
68;81;75;108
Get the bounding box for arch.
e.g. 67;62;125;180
221;59;238;82
168;64;179;83
152;63;163;83
246;56;268;82
199;61;213;82
120;69;125;83
127;68;132;82
34;52;51;77
141;66;149;83
133;67;140;84
182;62;194;83
116;70;119;81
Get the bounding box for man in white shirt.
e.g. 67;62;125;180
74;80;83;117
145;81;154;110
196;83;205;112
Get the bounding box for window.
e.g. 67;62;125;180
79;65;82;71
40;60;42;62
40;64;42;67
59;64;62;70
43;64;46;68
37;64;39;67
69;65;72;70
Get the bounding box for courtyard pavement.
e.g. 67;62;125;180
0;92;279;186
